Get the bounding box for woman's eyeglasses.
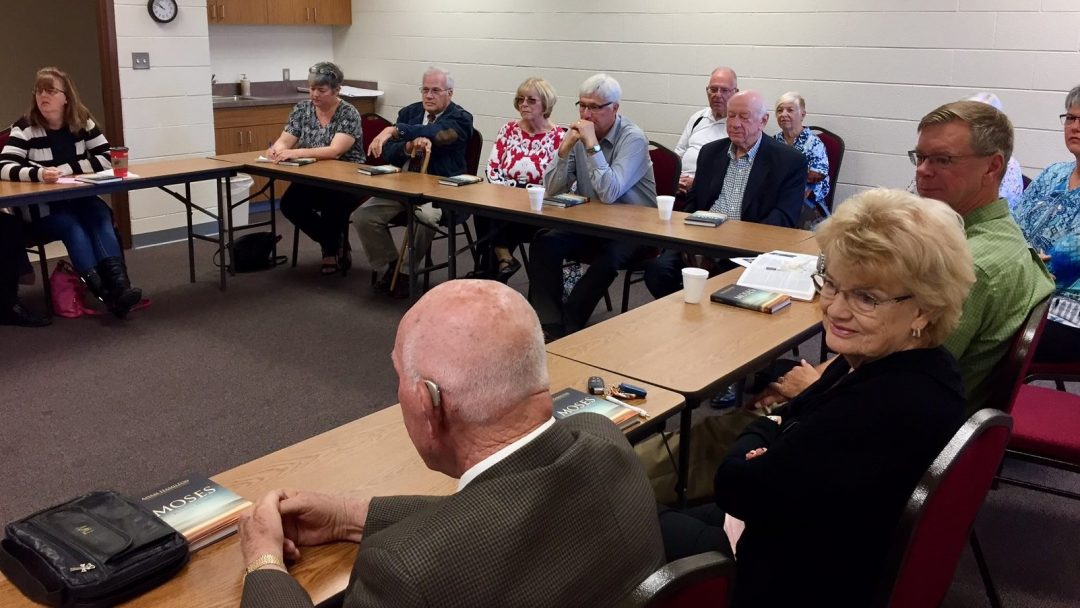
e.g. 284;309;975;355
515;96;541;107
34;87;65;97
811;273;912;315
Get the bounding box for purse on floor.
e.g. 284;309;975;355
0;491;189;608
225;232;288;273
50;260;100;319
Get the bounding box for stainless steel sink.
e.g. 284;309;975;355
211;95;258;102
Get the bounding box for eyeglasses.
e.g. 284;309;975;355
515;96;541;106
309;65;338;77
34;87;65;97
907;150;990;168
705;86;737;96
1060;113;1080;126
812;273;913;315
419;87;449;96
575;101;614;112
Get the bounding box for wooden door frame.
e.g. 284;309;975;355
96;0;131;248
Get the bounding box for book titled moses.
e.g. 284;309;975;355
551;388;641;430
139;475;251;551
357;164;401;175
710;283;792;314
438;174;483;186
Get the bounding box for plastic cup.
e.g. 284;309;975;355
657;195;675;221
110;147;129;178
527;185;545;211
682;267;709;304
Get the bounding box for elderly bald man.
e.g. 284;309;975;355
237;280;665;608
643;90;807;299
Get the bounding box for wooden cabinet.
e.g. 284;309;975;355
207;0;267;25
214;0;350;25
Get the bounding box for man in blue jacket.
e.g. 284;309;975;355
356;67;474;297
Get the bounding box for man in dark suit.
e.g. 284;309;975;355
237;280;665;608
643;90;806;298
355;66;474;297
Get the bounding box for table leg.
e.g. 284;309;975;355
676;397;698;508
216;177;227;290
447;208;457;280
185;182;195;283
225;175;235;277
407;197;418;303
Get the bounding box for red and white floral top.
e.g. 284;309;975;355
485;120;563;187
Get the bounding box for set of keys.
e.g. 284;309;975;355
587;376;647;400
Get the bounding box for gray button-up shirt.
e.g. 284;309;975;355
544;114;656;207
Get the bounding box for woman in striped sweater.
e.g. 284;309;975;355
0;67;142;318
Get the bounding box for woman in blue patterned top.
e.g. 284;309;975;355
1012;84;1080;361
773;92;830;227
268;61;364;275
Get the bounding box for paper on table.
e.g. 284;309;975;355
730;256;756;268
59;171;140;184
736;251;818;301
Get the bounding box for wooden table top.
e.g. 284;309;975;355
547;268;825;401
209;152;438;198
425;181;818;256
0;355;683;607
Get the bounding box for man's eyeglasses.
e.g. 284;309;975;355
1060;113;1080;126
812;273;912;315
575;101;614;112
420;87;449;96
34;87;65;97
705;86;737;96
515;96;541;107
907;150;990;168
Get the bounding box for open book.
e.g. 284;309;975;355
736;251;819;301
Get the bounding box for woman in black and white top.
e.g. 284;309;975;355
0;66;142;318
268;61;365;276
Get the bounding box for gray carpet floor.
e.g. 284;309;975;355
1;212;1077;606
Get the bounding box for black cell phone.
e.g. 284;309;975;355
587;376;605;395
618;382;647;398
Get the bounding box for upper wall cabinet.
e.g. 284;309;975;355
207;0;350;26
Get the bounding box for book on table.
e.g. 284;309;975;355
255;156;316;166
438;174;483;187
710;283;792;314
74;171;123;184
684;210;728;227
551;387;642;431
138;475;251;552
543;193;589;208
736;250;819;301
357;164;401;175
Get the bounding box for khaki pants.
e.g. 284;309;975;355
636;408;762;505
352;197;442;273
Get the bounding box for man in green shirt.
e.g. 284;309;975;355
910;100;1054;411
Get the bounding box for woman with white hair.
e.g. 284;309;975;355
773;91;830;224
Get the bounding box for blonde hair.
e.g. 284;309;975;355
28;67;93;133
515;77;557;119
815;188;975;346
918;100;1013;181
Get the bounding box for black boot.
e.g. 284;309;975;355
81;269;108;303
96;257;143;318
0;298;50;327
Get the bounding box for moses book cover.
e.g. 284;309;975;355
543;193;589;208
438;174;483;186
551;388;640;430
139;475;251;551
710;283;792;314
684;210;728;227
357;164;401;175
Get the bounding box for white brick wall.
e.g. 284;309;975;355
332;1;1080;205
115;0;216;237
209;25;335;84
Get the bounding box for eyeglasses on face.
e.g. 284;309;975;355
907;150;990;168
575;101;614;112
420;87;449;96
1060;113;1080;126
34;87;65;97
515;96;541;107
706;86;737;96
812;273;913;315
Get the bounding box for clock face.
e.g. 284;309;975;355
148;0;178;23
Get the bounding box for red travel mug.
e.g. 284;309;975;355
110;147;129;178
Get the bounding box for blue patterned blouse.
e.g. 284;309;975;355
1012;160;1080;327
774;128;830;212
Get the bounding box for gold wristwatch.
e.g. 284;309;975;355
245;554;286;574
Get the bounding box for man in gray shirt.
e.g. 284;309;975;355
530;74;657;339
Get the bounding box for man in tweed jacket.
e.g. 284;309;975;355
238;280;665;607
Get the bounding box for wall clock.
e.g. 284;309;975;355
148;0;179;24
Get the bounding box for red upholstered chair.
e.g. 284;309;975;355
981;296;1052;414
875;409;1013;608
806;125;845;213
1026;359;1080;392
617;551;734;608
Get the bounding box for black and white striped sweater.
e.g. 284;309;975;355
0;116;111;182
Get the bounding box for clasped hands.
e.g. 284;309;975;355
238;489;369;572
750;359;823;410
265;144;300;163
559;119;598;157
367;126;432;161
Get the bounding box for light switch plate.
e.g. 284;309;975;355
283;68;291;81
132;53;150;70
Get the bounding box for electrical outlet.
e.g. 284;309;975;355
283;68;290;81
132;53;150;70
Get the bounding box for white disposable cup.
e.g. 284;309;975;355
657;195;675;221
527;185;545;211
682;267;709;304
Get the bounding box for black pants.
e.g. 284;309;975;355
0;214;30;305
527;229;645;334
658;503;734;562
1034;319;1080;362
280;184;362;258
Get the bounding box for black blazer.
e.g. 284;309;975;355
715;347;966;608
685;134;806;227
383;101;474;178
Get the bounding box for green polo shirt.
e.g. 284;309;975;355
944;198;1055;413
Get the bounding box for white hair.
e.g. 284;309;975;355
580;73;621;104
423;66;455;90
710;66;738;86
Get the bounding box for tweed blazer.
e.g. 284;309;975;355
241;413;665;608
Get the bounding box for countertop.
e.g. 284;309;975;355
212;79;379;109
